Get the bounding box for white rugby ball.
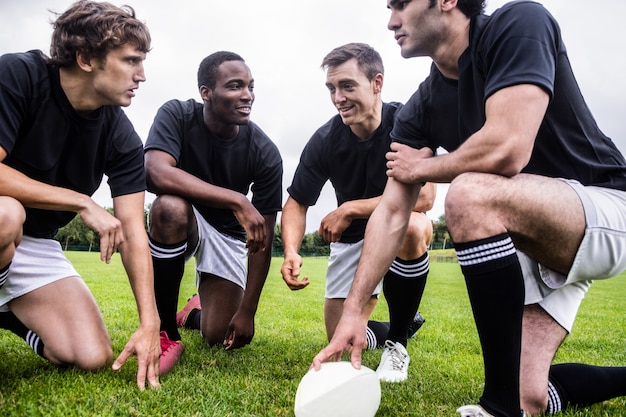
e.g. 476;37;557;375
294;361;381;417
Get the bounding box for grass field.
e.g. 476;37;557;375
0;251;624;416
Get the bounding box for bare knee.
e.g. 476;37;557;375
399;212;433;258
0;197;25;259
46;338;113;371
445;173;507;241
149;195;193;241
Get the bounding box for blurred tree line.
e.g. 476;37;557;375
55;207;451;254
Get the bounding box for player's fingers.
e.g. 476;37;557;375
349;347;362;370
142;359;161;390
136;364;147;391
112;346;132;371
99;234;111;263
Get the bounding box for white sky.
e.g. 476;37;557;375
2;1;625;232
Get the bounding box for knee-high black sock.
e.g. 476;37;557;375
149;237;187;341
0;311;45;357
547;363;626;413
383;253;429;347
455;234;524;417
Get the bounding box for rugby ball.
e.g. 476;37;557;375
294;361;381;417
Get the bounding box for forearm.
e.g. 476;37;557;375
151;167;247;210
114;193;159;328
0;163;94;212
281;197;307;257
339;196;381;220
118;228;160;328
240;213;275;314
344;180;421;312
241;246;272;316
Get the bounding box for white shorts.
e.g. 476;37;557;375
521;179;626;331
191;207;247;290
325;240;382;299
0;236;80;311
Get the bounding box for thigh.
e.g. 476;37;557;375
198;274;244;346
445;173;585;274
10;276;112;369
520;304;567;414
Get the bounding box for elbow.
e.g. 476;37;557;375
489;145;532;177
493;156;529;177
145;167;168;194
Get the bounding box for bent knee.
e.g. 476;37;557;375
47;341;113;371
0;197;25;243
149;195;193;237
400;213;433;256
202;331;225;347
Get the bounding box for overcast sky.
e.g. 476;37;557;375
2;1;625;232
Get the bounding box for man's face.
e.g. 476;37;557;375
91;44;146;107
325;58;380;129
387;0;441;59
203;60;255;127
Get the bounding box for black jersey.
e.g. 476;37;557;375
288;102;402;243
392;1;626;190
0;50;146;238
144;99;283;242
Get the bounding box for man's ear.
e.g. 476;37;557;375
75;52;94;72
199;85;212;101
373;73;384;94
441;0;459;12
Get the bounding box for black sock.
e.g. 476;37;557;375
547;363;626;413
184;309;201;330
383;253;429;347
456;234;524;417
366;320;390;349
0;311;45;357
149;237;187;341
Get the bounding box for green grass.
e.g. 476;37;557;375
0;251;624;416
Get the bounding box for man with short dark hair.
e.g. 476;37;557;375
145;51;283;374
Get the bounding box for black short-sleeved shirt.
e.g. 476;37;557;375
392;1;626;190
287;102;402;243
0;50;146;238
144;99;283;241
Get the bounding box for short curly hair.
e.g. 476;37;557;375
49;0;151;67
197;51;245;90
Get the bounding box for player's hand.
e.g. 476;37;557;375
112;325;161;390
78;201;124;264
311;309;366;371
223;311;254;350
281;254;309;290
233;200;266;254
318;207;351;242
386;143;431;184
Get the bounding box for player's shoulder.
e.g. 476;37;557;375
0;50;49;85
488;0;556;28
